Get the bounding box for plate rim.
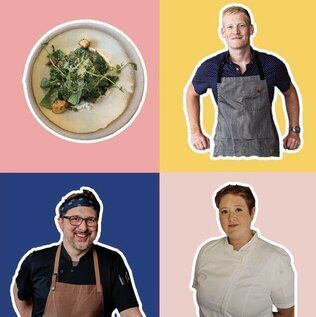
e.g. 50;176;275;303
23;19;147;143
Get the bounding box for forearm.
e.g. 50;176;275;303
13;283;33;317
119;307;144;317
273;306;294;317
186;84;203;134
284;84;300;127
16;301;33;317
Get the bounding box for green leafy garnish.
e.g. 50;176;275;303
40;43;136;111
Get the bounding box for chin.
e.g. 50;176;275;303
227;41;249;50
72;240;93;251
227;229;242;239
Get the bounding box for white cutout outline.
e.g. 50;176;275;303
10;186;146;317
23;19;148;144
190;181;298;316
183;3;303;160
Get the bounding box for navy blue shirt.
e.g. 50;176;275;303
16;244;139;317
192;49;291;104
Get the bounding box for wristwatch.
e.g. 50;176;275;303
289;126;301;133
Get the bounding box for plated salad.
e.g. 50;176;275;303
40;39;136;114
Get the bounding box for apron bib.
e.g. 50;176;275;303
43;245;104;317
214;54;279;157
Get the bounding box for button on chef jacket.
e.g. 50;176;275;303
16;244;139;317
192;233;295;317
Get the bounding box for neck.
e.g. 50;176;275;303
228;231;254;251
228;46;252;65
62;241;92;262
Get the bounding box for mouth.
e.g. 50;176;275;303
228;224;239;228
74;232;91;241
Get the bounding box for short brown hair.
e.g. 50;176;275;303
222;6;252;25
214;184;255;212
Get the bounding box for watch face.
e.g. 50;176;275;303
290;126;301;133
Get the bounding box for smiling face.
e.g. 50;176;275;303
221;12;254;50
218;194;254;240
58;206;98;254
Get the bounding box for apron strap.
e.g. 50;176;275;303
51;244;62;291
217;51;266;82
93;248;102;293
217;58;225;84
254;52;265;80
51;245;102;293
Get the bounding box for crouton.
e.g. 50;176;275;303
79;39;90;48
52;99;69;114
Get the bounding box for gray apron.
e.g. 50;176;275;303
214;54;279;157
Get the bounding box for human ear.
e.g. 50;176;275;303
250;207;255;219
58;217;64;230
221;26;226;38
250;24;254;35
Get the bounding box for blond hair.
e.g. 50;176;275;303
222;6;252;25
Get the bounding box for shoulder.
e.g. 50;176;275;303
254;49;288;70
197;236;226;257
256;237;292;263
94;244;127;264
196;51;226;70
24;244;58;264
17;244;58;276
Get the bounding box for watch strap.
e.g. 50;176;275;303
289;126;301;133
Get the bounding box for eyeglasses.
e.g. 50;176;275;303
62;215;98;227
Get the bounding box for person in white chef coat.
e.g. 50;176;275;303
192;184;296;317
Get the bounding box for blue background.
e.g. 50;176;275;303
1;173;159;317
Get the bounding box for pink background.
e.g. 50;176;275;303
1;0;158;172
161;172;314;316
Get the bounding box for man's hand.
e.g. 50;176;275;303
283;132;300;150
191;131;210;151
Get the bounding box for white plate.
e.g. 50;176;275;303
23;20;147;143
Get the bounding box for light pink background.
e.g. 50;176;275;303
161;173;314;316
1;0;158;172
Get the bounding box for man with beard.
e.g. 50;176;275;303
13;188;144;317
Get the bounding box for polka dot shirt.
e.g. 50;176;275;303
192;48;291;104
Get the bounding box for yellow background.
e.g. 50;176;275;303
160;0;315;171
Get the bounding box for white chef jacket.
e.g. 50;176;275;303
192;233;295;317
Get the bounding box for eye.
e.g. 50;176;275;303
236;208;243;212
86;217;97;224
70;216;80;221
221;210;228;215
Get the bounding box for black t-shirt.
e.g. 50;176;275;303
16;244;139;317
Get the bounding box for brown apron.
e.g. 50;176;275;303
43;244;104;317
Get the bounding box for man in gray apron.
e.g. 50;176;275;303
13;187;144;317
185;5;301;158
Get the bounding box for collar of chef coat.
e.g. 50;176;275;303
223;231;258;253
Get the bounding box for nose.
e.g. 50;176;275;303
228;211;235;222
78;218;88;231
233;26;241;35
